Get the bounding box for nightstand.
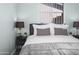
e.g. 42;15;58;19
14;35;27;55
72;35;79;39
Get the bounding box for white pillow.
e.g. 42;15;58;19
33;23;54;36
48;23;69;35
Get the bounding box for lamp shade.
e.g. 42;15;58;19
15;21;24;28
73;22;79;28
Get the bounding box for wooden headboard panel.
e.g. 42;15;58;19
29;23;46;35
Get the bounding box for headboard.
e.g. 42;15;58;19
29;23;47;35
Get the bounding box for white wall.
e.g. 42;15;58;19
0;3;16;54
64;3;79;35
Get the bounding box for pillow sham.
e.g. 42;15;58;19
54;28;68;35
37;28;50;36
33;23;54;36
48;23;69;35
33;24;49;35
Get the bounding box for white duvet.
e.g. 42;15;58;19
23;35;79;47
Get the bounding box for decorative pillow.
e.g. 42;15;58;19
54;28;68;35
33;23;54;35
48;23;69;35
37;28;50;36
33;24;50;35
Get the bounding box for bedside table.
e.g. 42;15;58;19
72;35;79;39
14;35;27;55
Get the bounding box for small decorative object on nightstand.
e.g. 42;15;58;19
14;35;27;55
69;32;72;35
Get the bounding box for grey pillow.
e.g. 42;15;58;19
54;28;68;35
37;28;50;36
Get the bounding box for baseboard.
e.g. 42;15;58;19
0;52;10;55
10;49;16;55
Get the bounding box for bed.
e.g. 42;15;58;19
20;23;79;55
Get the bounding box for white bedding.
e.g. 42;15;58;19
23;35;79;47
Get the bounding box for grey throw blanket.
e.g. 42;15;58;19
20;43;79;55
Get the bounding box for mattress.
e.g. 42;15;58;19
24;35;79;46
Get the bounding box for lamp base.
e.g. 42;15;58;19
18;28;22;36
17;33;22;36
